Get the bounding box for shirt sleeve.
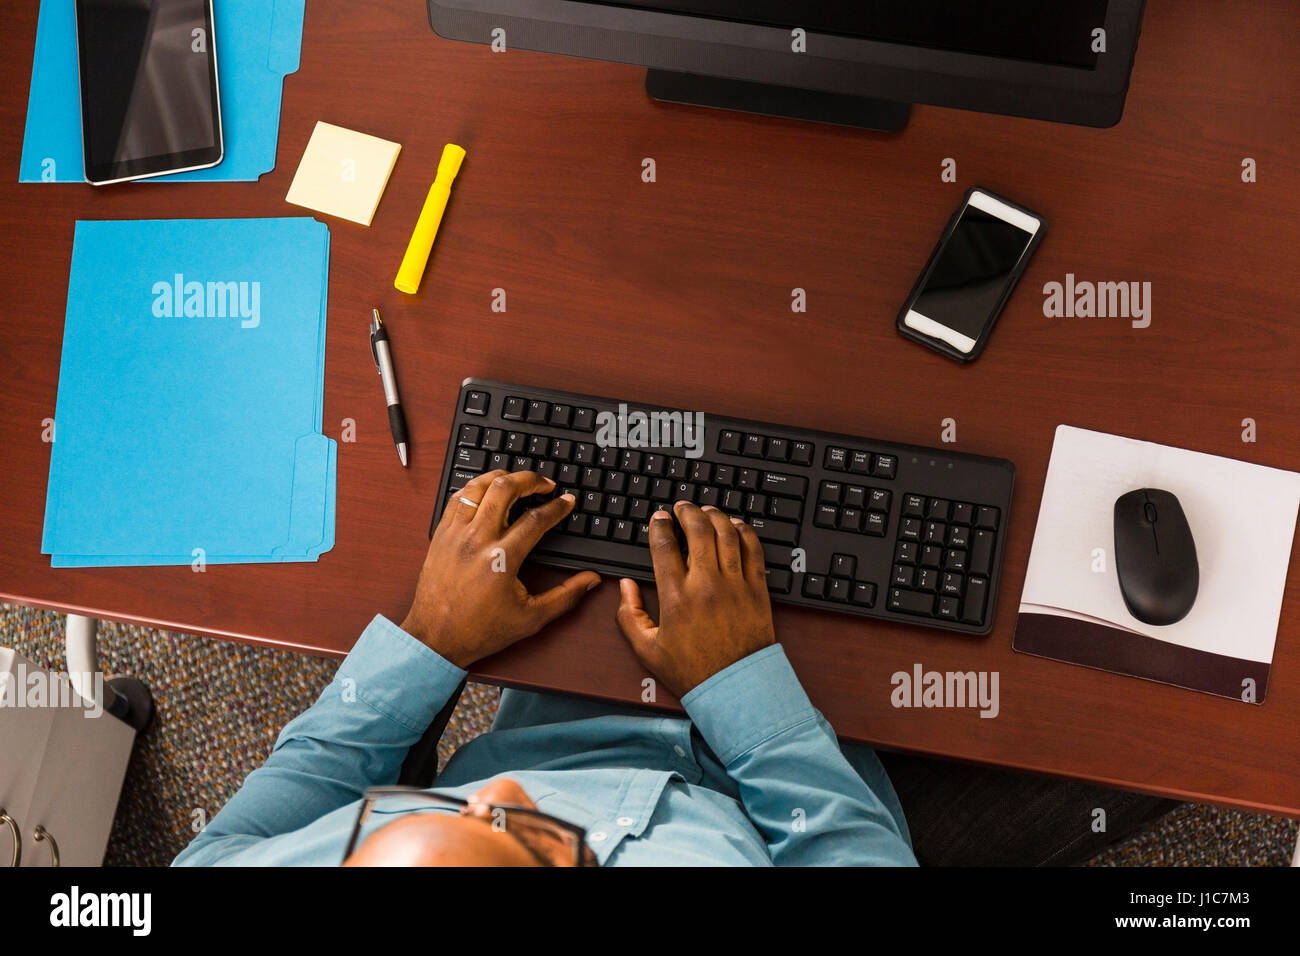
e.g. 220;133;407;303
680;644;917;866
172;615;467;866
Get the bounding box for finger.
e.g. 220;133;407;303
502;493;576;558
525;570;601;629
702;505;742;574
615;577;659;651
731;516;769;594
647;509;685;595
442;469;505;528
674;500;718;574
474;470;556;531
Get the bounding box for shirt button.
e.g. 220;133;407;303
673;744;686;757
588;831;607;843
616;816;635;827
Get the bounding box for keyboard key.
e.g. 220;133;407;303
573;408;597;431
892;564;914;588
557;462;581;485
916;568;938;592
749;517;799;544
970;529;994;576
612;519;635;543
526;400;549;424
900;518;922;541
621;450;643;473
642;454;666;476
976;507;1000;530
457;424;481;446
760;472;807;498
548;404;573;428
961;577;990;624
889;588;935;616
843;485;866;509
947;525;970;549
838;508;863;532
814;504;839;528
581;491;603;513
819;481;843;504
902;494;925;518
511;455;534;472
603;471;627;494
566;512;589;535
825;447;848;471
831;553;857;578
849;450;872;474
690;461;712;483
675;482;697;503
894;541;917;564
768;496;801;521
766;438;789;462
537;460;557;481
721;489;744;512
454;447;487;470
763;543;795;568
588;515;612;539
481;428;504;451
803;574;827;598
574;443;596;466
941;572;963;597
698;486;720;508
504;431;528;454
926;498;950;520
502;396;526;420
951;502;974;525
449;469;478;490
713;465;735;486
745;493;767;515
937;596;960;620
945;549;967;573
487;451;510;471
868;489;891;513
828;578;851;602
667;458;690;479
737;469;759;490
463;390;490;415
766;567;792;593
921;545;943;568
924;521;947;545
790;441;814;466
718;430;743;455
528;434;549;457
743;434;766;457
629;498;651;521
852;582;877;606
864;512;887;536
550;438;573;461
650;478;673;499
581;468;603;490
605;494;629;518
872;455;897;479
596;447;619;469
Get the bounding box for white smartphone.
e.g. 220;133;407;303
897;188;1045;362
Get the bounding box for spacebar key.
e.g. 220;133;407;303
534;538;654;573
746;516;799;545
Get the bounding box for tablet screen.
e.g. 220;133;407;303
76;0;222;183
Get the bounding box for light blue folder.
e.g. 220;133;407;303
42;218;335;567
19;0;304;183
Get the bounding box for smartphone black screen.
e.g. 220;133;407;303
76;0;222;183
911;204;1036;343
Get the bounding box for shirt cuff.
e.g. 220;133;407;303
334;614;468;735
680;643;817;766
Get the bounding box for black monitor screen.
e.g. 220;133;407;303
591;1;1110;68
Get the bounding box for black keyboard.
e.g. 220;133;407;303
432;378;1014;636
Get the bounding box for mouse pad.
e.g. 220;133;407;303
1013;425;1300;703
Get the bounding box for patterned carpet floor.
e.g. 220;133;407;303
3;601;1294;866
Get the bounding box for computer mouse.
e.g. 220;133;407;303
1113;488;1199;626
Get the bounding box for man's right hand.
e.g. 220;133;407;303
616;500;776;699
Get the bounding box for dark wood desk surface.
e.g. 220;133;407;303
3;1;1299;816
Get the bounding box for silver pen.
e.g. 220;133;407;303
369;309;409;467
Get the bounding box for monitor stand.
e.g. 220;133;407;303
646;70;910;131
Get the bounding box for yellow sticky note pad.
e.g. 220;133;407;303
286;122;401;226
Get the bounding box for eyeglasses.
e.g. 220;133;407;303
342;786;597;866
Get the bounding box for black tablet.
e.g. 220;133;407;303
75;0;224;185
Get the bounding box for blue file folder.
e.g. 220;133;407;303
19;0;304;183
42;218;336;567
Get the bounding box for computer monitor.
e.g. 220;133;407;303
427;1;1146;129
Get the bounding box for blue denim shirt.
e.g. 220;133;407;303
173;615;916;866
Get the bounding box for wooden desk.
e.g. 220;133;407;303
3;1;1298;816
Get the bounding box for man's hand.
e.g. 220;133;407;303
616;501;776;698
401;470;600;668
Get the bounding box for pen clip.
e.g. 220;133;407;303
369;311;383;375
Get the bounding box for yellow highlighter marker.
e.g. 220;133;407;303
395;143;466;294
